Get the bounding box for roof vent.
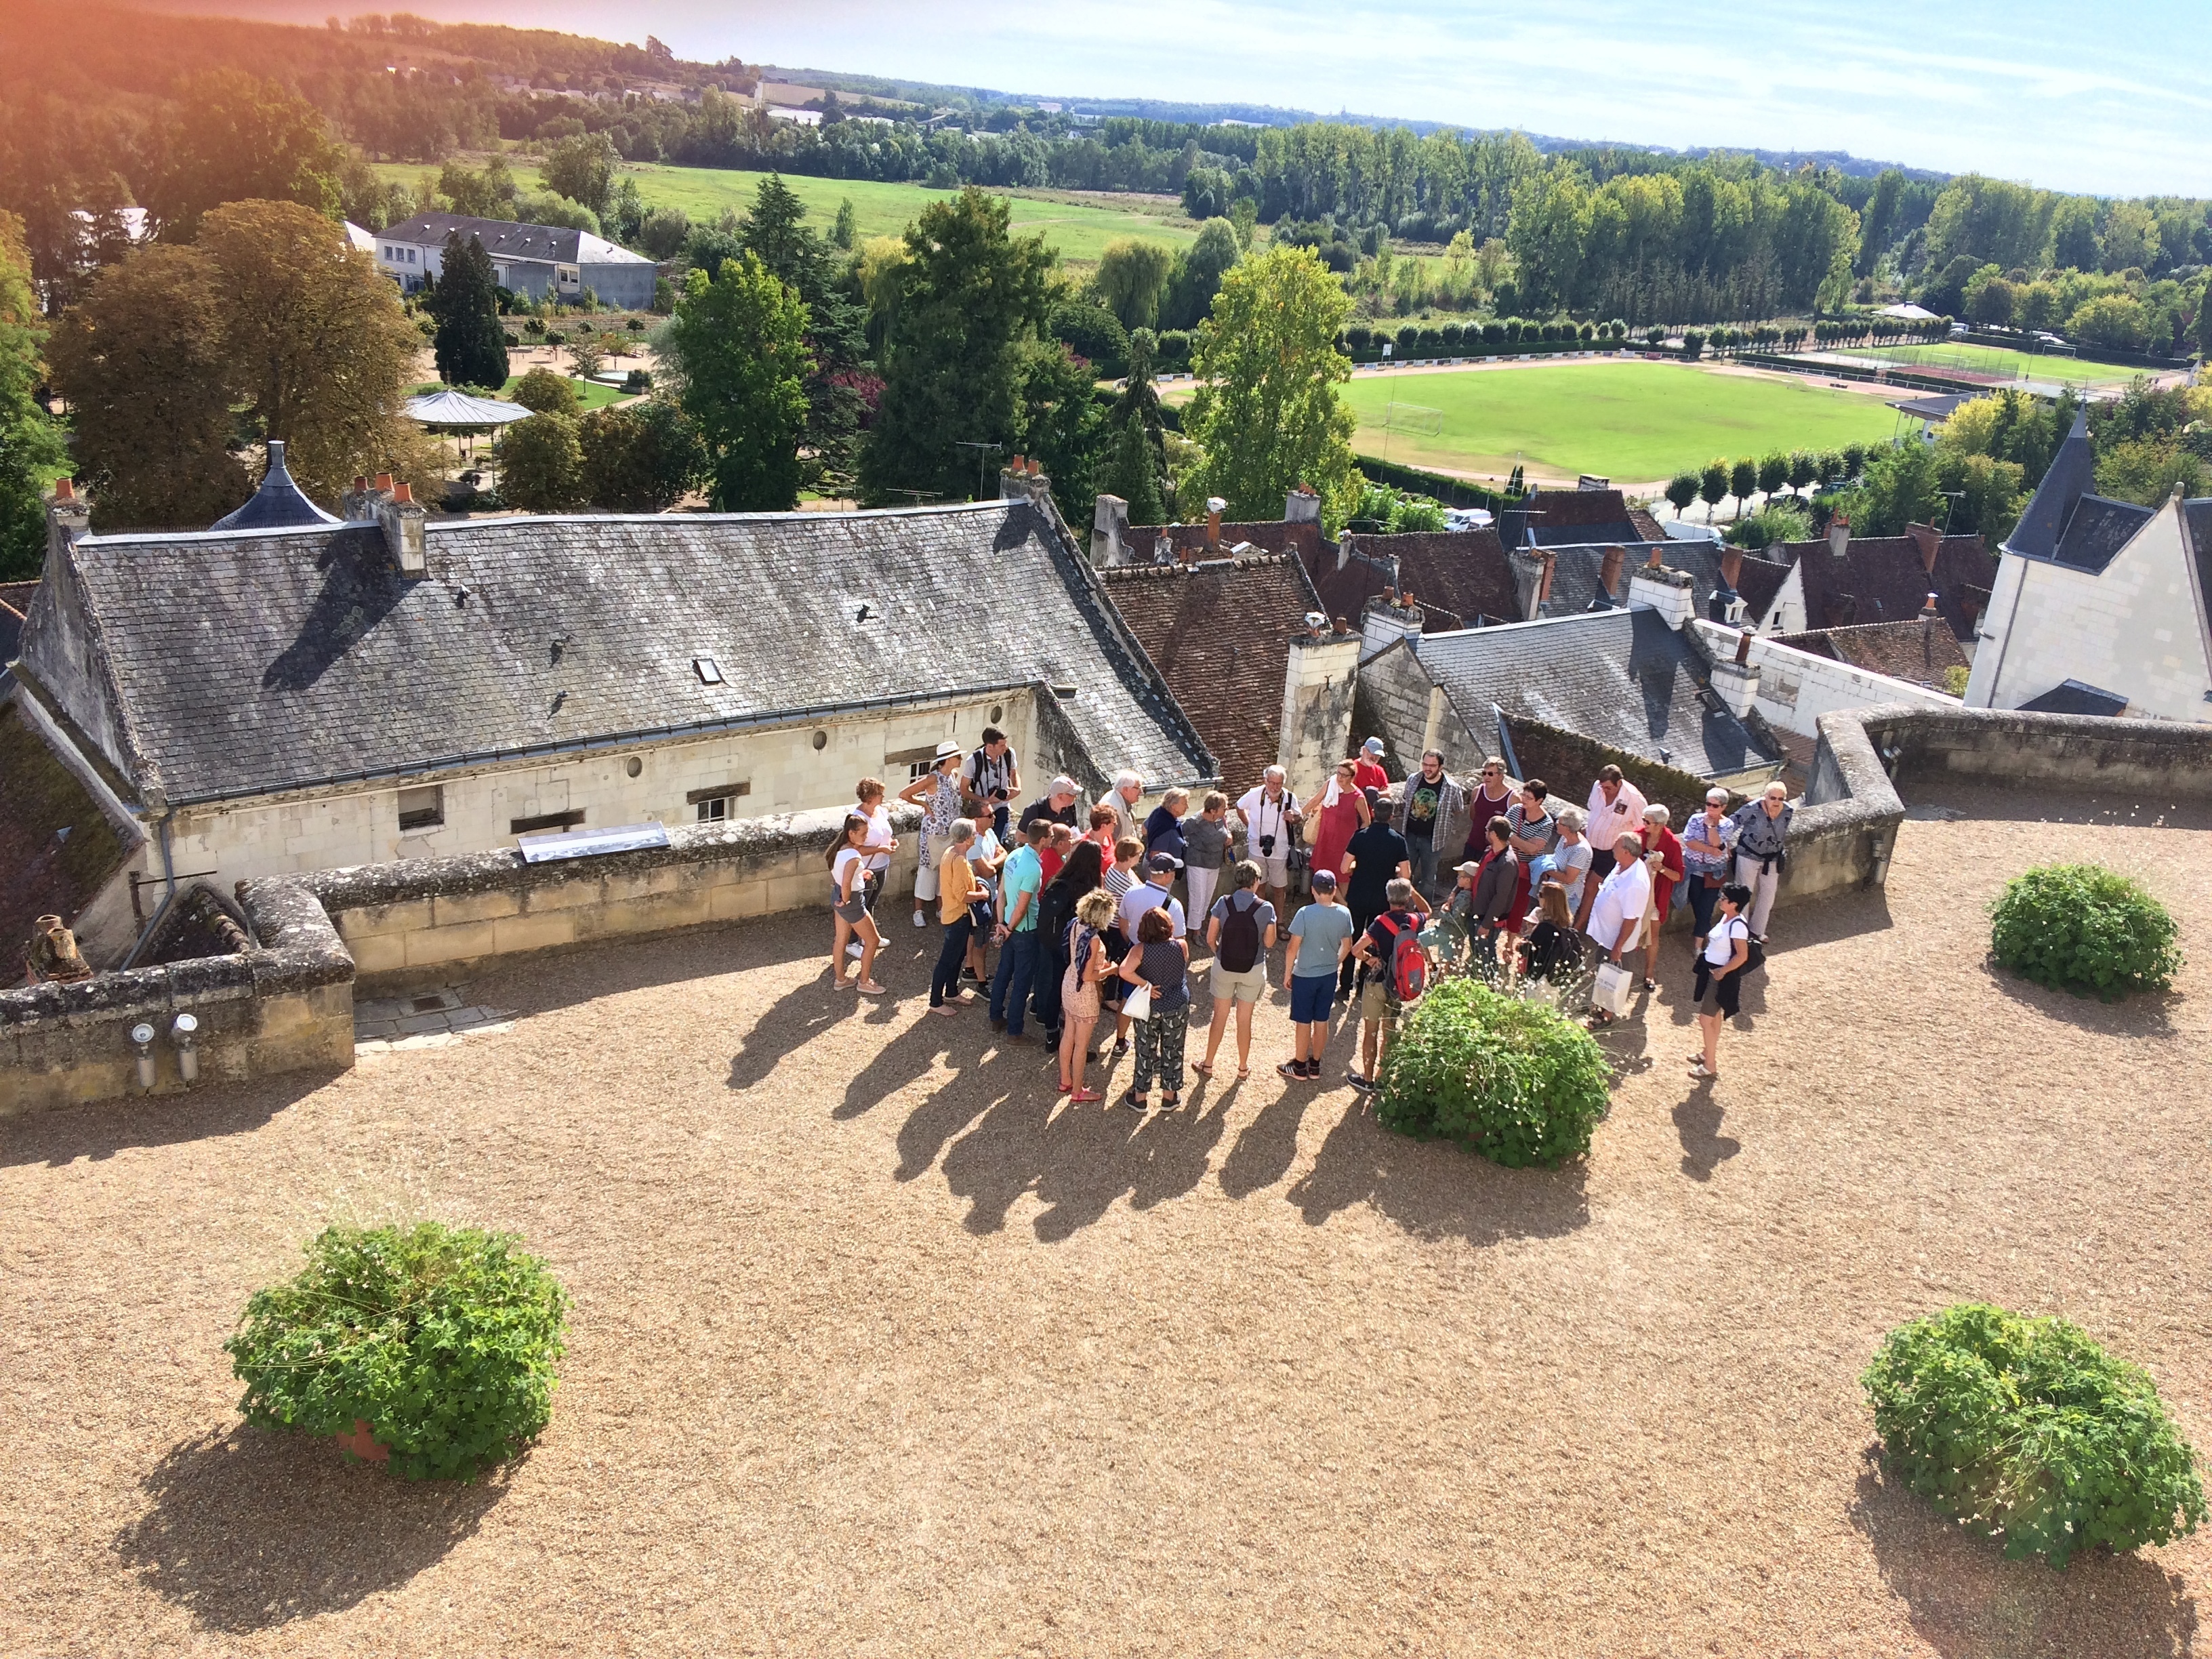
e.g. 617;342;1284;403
1052;683;1078;700
693;657;724;685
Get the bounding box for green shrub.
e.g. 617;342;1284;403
1990;863;2181;1000
1374;978;1611;1168
1862;1303;2205;1566
226;1223;571;1481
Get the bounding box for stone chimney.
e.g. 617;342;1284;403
1905;521;1941;575
340;472;394;523
1336;528;1356;571
1277;617;1361;783
380;480;428;575
1359;592;1423;662
1827;512;1851;560
1284;484;1321;525
997;458;1054;515
1708;626;1761;717
1091;493;1130;567
46;477;89;568
1626;551;1696;630
1709;546;1744;623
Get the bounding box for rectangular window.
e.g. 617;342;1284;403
396;784;444;832
510;810;586;836
695;796;729;823
684;781;750;811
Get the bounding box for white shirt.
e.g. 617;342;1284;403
1235;786;1294;857
1118;880;1187;940
861;804;895;872
832;846;865;897
1585;779;1649;854
1585;856;1653;952
1704;914;1749;967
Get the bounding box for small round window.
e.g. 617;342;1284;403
625;756;642;778
989;703;1003;724
812;729;828;751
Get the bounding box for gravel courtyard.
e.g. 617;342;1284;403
4;787;2207;1657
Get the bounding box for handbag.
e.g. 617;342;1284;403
1284;816;1311;876
1122;983;1153;1021
1591;961;1635;1017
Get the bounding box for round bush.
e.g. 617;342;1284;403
1863;1303;2205;1566
1374;978;1610;1167
226;1222;571;1481
1990;863;2180;1001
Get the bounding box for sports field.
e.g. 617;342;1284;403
1828;341;2142;390
369;159;1201;264
1339;361;1903;484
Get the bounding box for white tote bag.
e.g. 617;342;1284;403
1591;961;1635;1017
1122;983;1152;1022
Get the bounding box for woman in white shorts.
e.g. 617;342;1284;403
899;741;965;926
1194;861;1278;1080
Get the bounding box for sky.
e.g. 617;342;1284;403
148;0;2212;197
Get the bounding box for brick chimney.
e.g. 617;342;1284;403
1710;546;1745;622
1538;549;1556;605
1588;545;1625;610
1905;521;1941;575
1205;495;1226;551
1827;512;1851;560
46;478;89;569
379;480;428;575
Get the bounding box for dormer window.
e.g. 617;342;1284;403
693;657;723;684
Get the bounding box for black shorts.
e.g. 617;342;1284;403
1694;962;1742;1018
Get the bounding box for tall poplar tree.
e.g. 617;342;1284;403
659;251;812;511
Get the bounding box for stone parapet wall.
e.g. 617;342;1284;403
0;876;354;1115
312;806;921;985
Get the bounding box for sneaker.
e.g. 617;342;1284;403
912;911;927;928
989;1017;1007;1033
847;942;865;960
1276;1059;1305;1080
1113;1038;1130;1057
1346;1070;1375;1093
1121;1090;1147;1112
1301;1060;1322;1080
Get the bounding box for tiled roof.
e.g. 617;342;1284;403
1128;520;1324;565
1301;527;1521;632
1412;609;1780;779
1500;488;1666;550
0;702;134;981
20;500;1214;806
1775;618;1967;687
376;212;654;267
2005;414;2097;562
2019;679;2129;717
1099;554;1328;794
1767;531;1994;639
2053;497;2155;573
1534;540;1786;625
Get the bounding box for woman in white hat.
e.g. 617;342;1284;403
899;740;966;928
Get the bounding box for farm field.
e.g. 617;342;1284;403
1828;340;2144;390
368;158;1204;264
1336;360;1904;485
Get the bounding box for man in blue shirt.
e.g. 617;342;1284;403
989;819;1050;1040
1279;870;1357;1082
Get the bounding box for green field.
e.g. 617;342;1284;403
1335;361;1904;484
1828;340;2141;390
369;159;1202;264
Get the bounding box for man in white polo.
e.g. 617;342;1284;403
1231;765;1303;922
1584;833;1654;1023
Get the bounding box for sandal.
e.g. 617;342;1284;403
1191;1061;1214;1078
1236;1067;1250;1079
1687;1061;1718;1080
1642;979;1657;993
1071;1088;1103;1103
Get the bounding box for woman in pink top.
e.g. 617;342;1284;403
1302;758;1366;881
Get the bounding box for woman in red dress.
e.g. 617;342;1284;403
1303;757;1366;882
1636;802;1686;993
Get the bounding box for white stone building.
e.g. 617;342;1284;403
1965;416;2212;721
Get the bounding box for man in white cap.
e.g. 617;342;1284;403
1019;775;1082;837
1353;737;1390;795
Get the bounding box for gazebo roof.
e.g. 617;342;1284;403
405;390;533;427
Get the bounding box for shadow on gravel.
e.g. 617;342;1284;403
113;1423;506;1633
0;1068;344;1170
1672;1090;1741;1181
1980;960;2181;1040
1849;1455;2200;1659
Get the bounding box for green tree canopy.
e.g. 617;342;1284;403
1664;471;1699;516
1160;218;1241;331
0;210;67;577
499;412;585;511
1698;459;1729;518
510;365;581;417
146;70;344;243
1185;244;1357;526
1728;457;1758;518
1100;408;1166;527
428;231;509;391
858;188;1053;505
737;175;870;494
541;133;619;215
579;399;701;512
1093;237;1175;331
661;252;813;511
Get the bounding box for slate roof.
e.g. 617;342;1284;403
377;212;654;268
0;701;134;982
1301;527;1521;632
1498;488;1666;550
1531;540;1790;626
1776;618;1967;687
1410;609;1780;780
18;500;1214;807
1099;555;1329;794
1767;532;1995;639
2052;497;2156;573
2019;679;2129;717
2005;414;2098;562
1128;520;1324;565
207;441;340;533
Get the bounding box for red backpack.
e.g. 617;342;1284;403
1376;912;1429;1004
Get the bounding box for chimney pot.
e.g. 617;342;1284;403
1537;550;1556;604
393;481;413;504
1645;545;1664;567
1009;455;1025;473
354;474;368;491
1735;628;1754;665
375;473;394;492
54;477;75;503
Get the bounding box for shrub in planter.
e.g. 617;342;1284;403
1863;1303;2205;1566
1374;978;1610;1168
1990;863;2180;1000
226;1222;571;1481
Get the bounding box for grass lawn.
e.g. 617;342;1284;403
1334;360;1904;483
1828;340;2143;390
369;159;1201;264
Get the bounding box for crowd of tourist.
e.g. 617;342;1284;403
829;726;1795;1104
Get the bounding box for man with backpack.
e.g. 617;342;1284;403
962;727;1021;843
1195;860;1277;1080
1347;877;1429;1093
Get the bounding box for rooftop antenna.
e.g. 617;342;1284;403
954;440;1004;501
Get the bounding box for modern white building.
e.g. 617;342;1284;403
1964;417;2212;721
373;211;659;310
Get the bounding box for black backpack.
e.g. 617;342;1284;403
1216;895;1264;973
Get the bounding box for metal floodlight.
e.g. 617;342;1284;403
172;1012;201;1083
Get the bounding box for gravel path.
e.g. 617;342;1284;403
4;787;2207;1656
